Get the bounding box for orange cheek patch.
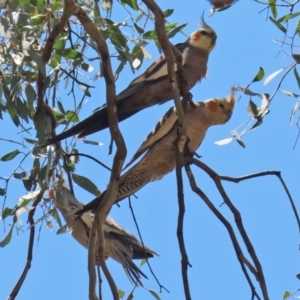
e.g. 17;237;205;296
207;102;219;112
191;32;201;40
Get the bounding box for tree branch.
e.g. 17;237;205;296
191;158;269;300
184;163;262;300
176;164;192;300
73;4;127;300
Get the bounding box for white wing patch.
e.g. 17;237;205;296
124;106;178;169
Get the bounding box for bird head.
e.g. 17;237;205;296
188;16;217;52
204;92;235;125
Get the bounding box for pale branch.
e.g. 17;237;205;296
128;197;170;293
184;164;262;300
73;4;127;300
191;158;269;300
101;261;119;300
176;164;192;300
218;170;300;242
141;0;187;137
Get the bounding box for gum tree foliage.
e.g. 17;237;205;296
0;0;300;299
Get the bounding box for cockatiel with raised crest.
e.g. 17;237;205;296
80;93;235;213
44;19;217;146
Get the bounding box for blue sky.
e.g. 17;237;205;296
1;1;300;299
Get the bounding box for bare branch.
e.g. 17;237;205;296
184;163;262;300
219;170;300;242
128;197;170;293
141;0;187;137
73;3;127;299
176;164;192;300
191;158;269;299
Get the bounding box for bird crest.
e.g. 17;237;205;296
189;15;217;52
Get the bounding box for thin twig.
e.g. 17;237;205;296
176;164;192;300
219;170;300;242
128;197;170;293
65;152;112;171
184;164;262;300
192;158;269;299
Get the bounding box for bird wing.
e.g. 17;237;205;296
124;105;179;169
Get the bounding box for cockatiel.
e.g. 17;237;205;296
50;183;157;285
80;93;235;213
44;19;217;146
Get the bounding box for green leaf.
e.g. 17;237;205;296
293;54;300;63
163;9;174;18
82;140;104;146
13;172;27;179
164;22;177;33
281;90;300;98
143;30;157;40
290;102;299;124
236;139;246;148
27;50;46;76
78;84;91;97
118;289;125;298
57;101;66;115
0;188;5;196
25;84;36;110
121;0;139;10
57;225;68;234
296;20;300;37
0;224;14;247
71;173;101;196
24;137;38;144
148;289;161;300
283;291;291;299
294;67;300;89
70;148;80;164
167;23;188;39
278;12;300;22
2;207;13;218
56;48;83;59
54;36;67;51
269;17;287;33
0;149;21;161
252;67;265;83
296;273;300;280
269;0;277;18
126;292;134;300
134;22;144;34
247;99;259;117
140;258;147;266
48;208;63;228
66;110;79;123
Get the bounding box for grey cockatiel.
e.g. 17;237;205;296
80;93;235;213
50;182;157;285
44;20;217;146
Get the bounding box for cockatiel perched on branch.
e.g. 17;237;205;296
80;93;235;213
50;183;157;285
44;19;217;146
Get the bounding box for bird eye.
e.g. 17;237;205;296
201;30;208;36
219;103;225;109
